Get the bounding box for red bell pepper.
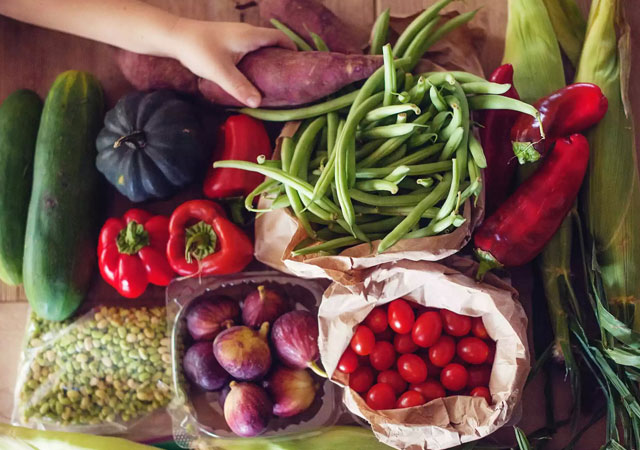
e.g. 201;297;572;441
511;83;608;164
167;199;253;276
474;134;589;278
203;115;272;199
478;64;521;216
98;209;175;298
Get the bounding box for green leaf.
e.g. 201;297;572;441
514;426;531;450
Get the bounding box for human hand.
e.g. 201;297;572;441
170;20;296;107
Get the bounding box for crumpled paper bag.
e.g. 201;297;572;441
318;257;530;450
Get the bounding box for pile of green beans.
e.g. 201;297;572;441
215;1;541;256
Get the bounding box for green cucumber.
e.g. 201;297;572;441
23;71;104;321
0;89;42;285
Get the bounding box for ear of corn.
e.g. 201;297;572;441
575;0;640;333
541;0;587;67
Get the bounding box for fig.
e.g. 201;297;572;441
186;295;240;341
223;381;272;437
213;323;272;380
271;310;325;376
183;341;230;391
265;367;318;418
218;383;231;409
242;285;288;327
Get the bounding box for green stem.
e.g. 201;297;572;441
116;221;149;255
184;221;217;263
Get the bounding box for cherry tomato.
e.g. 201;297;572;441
365;307;388;334
376;328;394;341
388;299;415;334
440;363;469;391
428;335;456;367
419;353;442;378
396;390;426;409
394;333;418;354
457;337;489;365
486;341;496;364
467;364;492;389
440;309;472;337
410;379;446;402
369;341;396;371
365;383;396;410
350;325;375;356
470;386;491;403
411;311;442;348
377;370;407;395
349;366;375;393
397;354;428;384
471;317;489;339
337;347;359;374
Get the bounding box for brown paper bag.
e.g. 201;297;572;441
318;257;530;450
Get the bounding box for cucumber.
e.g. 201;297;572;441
0;90;42;286
23;71;104;321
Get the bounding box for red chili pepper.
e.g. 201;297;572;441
478;64;521;215
98;209;175;298
474;134;589;278
203;115;272;199
167;199;253;276
511;83;607;164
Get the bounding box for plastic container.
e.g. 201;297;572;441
165;271;341;448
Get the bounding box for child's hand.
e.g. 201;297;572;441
171;20;296;107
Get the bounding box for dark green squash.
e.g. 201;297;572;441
96;90;204;202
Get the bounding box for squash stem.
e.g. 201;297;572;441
114;130;146;149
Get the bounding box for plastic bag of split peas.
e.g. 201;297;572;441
318;257;530;450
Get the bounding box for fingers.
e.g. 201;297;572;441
212;61;262;108
255;28;298;51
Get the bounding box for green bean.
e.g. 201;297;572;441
356;160;453;179
363;104;421;123
377;172;452;252
431;110;453;133
396;113;408;124
350;189;428;207
435;158;459;220
404;73;415;91
429;85;448;111
384;166;411;183
461;81;511;95
408;132;438;149
307;213;331;225
271;194;291;209
352;57;411;110
309;152;328;170
382;44;396;106
270;19;313;51
396;177;421;190
346;139;356;188
354;204;440;219
440;97;462;140
451;80;471;182
355;139;385;161
421;10;479;52
282;137;316;238
292;235;375;256
468;135;487;169
244;179;279;213
467;157;480;183
291;116;326;176
379;144;407;167
354;179;399;194
460;175;482;203
370;8;390;55
239;90;359;122
424;72;456;88
326;112;339;158
332;216;404;235
393;0;453;56
439;127;464;160
409;77;428;105
359;123;427;140
425;71;486;84
309;32;329;52
468;95;542;128
417;178;434;188
396;91;411;103
404;18;442;68
405;212;466;239
315;227;340;241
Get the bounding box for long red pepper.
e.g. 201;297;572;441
474;134;589;278
203;115;272;199
511;83;607;164
478;64;521;215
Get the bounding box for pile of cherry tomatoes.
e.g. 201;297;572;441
337;299;495;410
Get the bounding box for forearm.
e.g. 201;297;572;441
0;0;180;57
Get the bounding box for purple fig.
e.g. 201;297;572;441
242;285;288;327
186;295;240;341
183;341;230;391
218;383;231;409
223;381;272;437
213;323;272;380
271;311;326;377
265;367;318;418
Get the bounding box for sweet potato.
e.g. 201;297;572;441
258;0;365;54
117;48;382;107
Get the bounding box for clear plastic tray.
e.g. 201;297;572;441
165;271;341;448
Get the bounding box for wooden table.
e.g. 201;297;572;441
0;0;638;447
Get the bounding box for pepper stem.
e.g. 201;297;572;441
184;221;217;264
116;221;149;255
475;248;503;280
114;130;147;150
308;360;328;378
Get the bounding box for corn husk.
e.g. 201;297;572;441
541;0;587;67
575;0;640;332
